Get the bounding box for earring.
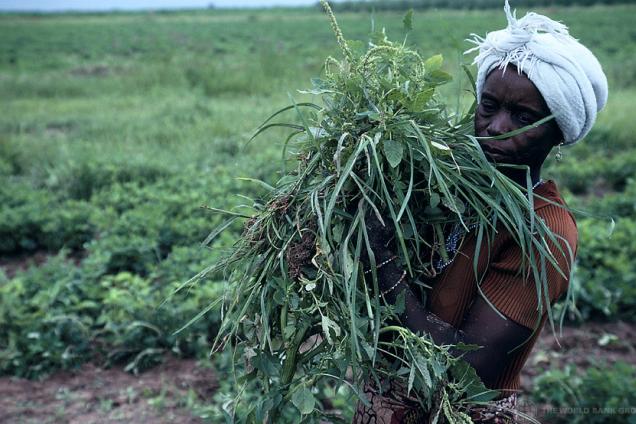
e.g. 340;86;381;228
555;142;564;162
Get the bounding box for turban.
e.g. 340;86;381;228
466;1;608;145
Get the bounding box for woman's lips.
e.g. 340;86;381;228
479;143;509;162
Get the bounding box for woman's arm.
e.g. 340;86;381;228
368;248;532;389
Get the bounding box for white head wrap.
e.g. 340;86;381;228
467;1;608;145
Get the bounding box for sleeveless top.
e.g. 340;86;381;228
427;179;578;395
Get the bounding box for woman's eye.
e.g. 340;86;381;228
480;100;497;113
517;112;535;125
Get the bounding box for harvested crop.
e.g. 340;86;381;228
199;2;568;422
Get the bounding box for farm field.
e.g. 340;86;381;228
1;3;635;423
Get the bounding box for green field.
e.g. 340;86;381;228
1;4;635;423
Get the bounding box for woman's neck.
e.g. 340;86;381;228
500;167;542;188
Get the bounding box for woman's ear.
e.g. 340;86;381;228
552;124;565;147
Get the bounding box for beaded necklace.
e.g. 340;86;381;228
433;179;544;273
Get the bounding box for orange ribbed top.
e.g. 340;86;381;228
427;180;577;396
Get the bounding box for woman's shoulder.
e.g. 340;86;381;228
533;180;578;252
534;180;577;226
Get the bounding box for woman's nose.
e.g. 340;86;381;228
486;112;512;138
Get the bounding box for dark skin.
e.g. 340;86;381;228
368;65;563;389
476;65;563;186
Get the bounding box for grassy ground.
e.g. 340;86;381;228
2;5;634;176
1;4;635;423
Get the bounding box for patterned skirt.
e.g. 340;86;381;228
353;381;518;424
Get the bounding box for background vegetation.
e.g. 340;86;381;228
326;0;633;12
1;3;634;422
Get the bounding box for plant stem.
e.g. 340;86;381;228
319;0;353;62
269;321;311;423
281;321;311;385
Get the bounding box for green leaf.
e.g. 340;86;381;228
429;357;445;379
450;360;499;402
430;140;450;151
424;54;443;71
342;248;354;280
423;205;444;219
407;366;415;395
201;217;237;247
430;192;441;208
392;285;406;315
291;386;315;415
414;353;432;389
347;39;366;56
332;223;344;243
359;339;375;361
321;315;341;345
442;194;466;214
409;89;433;111
427;69;452;85
236;177;275;191
356;110;381;121
383;139;404;168
403;9;413;32
253;352;279;378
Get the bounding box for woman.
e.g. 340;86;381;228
354;2;608;423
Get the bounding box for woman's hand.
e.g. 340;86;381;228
362;210;410;301
363;211;395;264
360;215;534;391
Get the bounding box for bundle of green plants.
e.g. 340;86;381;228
202;2;568;422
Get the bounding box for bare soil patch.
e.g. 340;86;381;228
0;322;632;423
0;356;217;424
521;320;636;390
0;251;52;279
519;320;636;421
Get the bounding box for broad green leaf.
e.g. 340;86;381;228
356;110;381;121
442;194;466;214
424;54;443;71
410;89;433;111
414;353;432;389
253;352;279;378
430;192;441;208
291;386;315;415
449;360;499;402
423;205;444;219
427;69;452;85
383;139;404;168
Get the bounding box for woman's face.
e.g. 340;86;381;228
474;65;562;169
